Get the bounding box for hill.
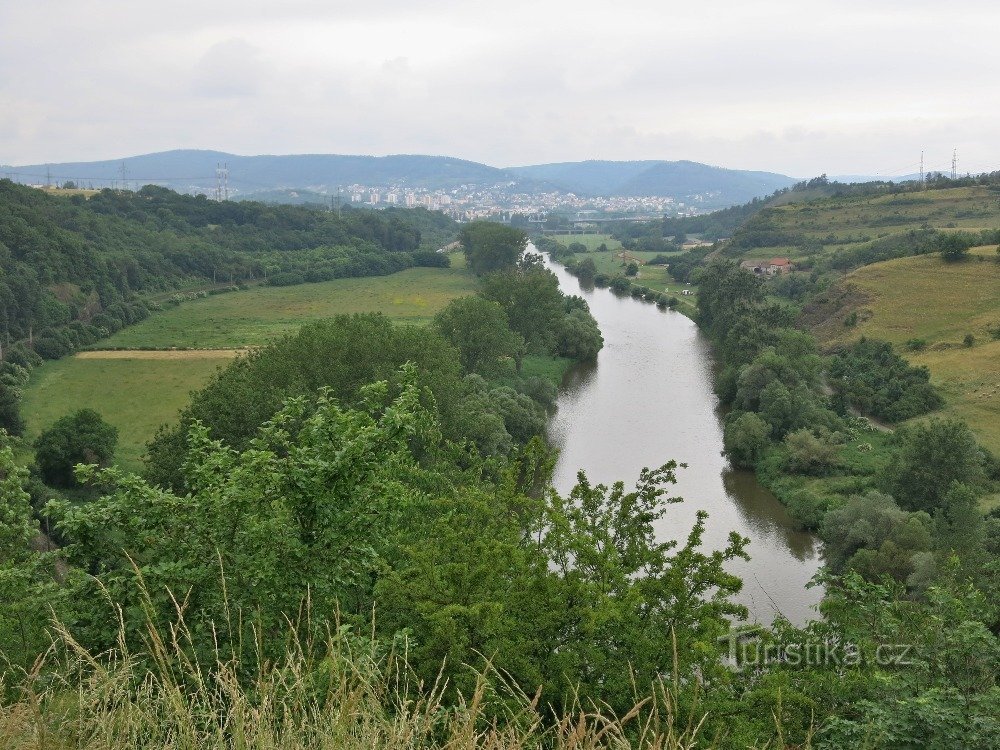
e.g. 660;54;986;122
802;247;1000;452
7;151;797;206
3;150;512;196
508;159;796;205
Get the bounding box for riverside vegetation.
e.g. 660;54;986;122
1;186;999;748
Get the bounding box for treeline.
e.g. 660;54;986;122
0;180;457;434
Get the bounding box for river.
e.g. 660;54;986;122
542;251;823;625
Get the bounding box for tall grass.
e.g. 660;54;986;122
0;590;803;749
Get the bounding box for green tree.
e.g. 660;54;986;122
54;369;454;658
821;491;932;579
554;307;603;361
480;262;565;353
460;221;527;275
34;408;117;487
723;412;772;469
886;419;985;513
624;261;639;277
0;431;64;668
574;256;597;284
783;428;839;475
938;232;972;262
433;295;524;377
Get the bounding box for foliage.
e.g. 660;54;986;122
460;221;527;275
723;411;771;469
821;491;932;581
783;428;840;476
34;408;118;487
828;338;942;422
885;419;986;513
433;295;524;377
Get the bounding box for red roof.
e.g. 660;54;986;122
768;258;791;266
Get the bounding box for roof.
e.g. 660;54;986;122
768;257;792;266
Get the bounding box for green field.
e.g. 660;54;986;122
101;263;477;349
22;259;480;471
541;233;623;252
807;248;1000;453
21;354;235;472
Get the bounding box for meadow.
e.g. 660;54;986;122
21;354;236;472
21;258;481;471
808;247;1000;453
101;261;478;349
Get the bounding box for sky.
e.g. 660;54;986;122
1;0;997;177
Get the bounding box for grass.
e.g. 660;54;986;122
808;248;1000;453
101;263;478;349
543;232;622;251
0;606;757;750
20;259;481;472
21;355;234;472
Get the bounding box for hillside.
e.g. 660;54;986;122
802;247;1000;452
724;184;1000;265
3;150;512;195
508;159;796;205
7;150;798;205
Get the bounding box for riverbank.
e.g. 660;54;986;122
541;250;822;625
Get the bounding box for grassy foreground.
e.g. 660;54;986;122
0;614;753;750
808;247;1000;452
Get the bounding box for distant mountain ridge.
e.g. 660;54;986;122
3;150;798;207
507;160;797;205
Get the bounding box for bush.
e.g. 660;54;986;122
783;428;839;475
723;412;772;469
905;338;928;351
34;408;118;487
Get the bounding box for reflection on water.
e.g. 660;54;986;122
541;250;823;625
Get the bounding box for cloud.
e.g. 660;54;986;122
192;38;266;98
1;0;998;175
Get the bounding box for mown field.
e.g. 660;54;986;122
807;247;1000;453
101;261;478;349
21;258;481;471
21;354;237;472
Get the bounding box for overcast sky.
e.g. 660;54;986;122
1;0;997;177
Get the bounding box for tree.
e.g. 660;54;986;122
783;428;839;475
723;412;771;469
624;262;639;277
821;491;932;579
433;295;524;377
0;431;63;667
938;232;972;262
886;419;985;513
554;307;603;361
574;256;597;284
480;262;565;353
34;408;117;487
460;222;527;275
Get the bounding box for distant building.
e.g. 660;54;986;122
739;257;794;276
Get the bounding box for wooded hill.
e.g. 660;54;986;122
0;181;457;433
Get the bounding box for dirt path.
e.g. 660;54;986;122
76;349;248;360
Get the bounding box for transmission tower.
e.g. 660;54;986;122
919;151;924;188
120;161;128;192
215;162;229;201
951;149;958;180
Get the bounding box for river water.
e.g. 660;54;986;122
542;252;823;625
